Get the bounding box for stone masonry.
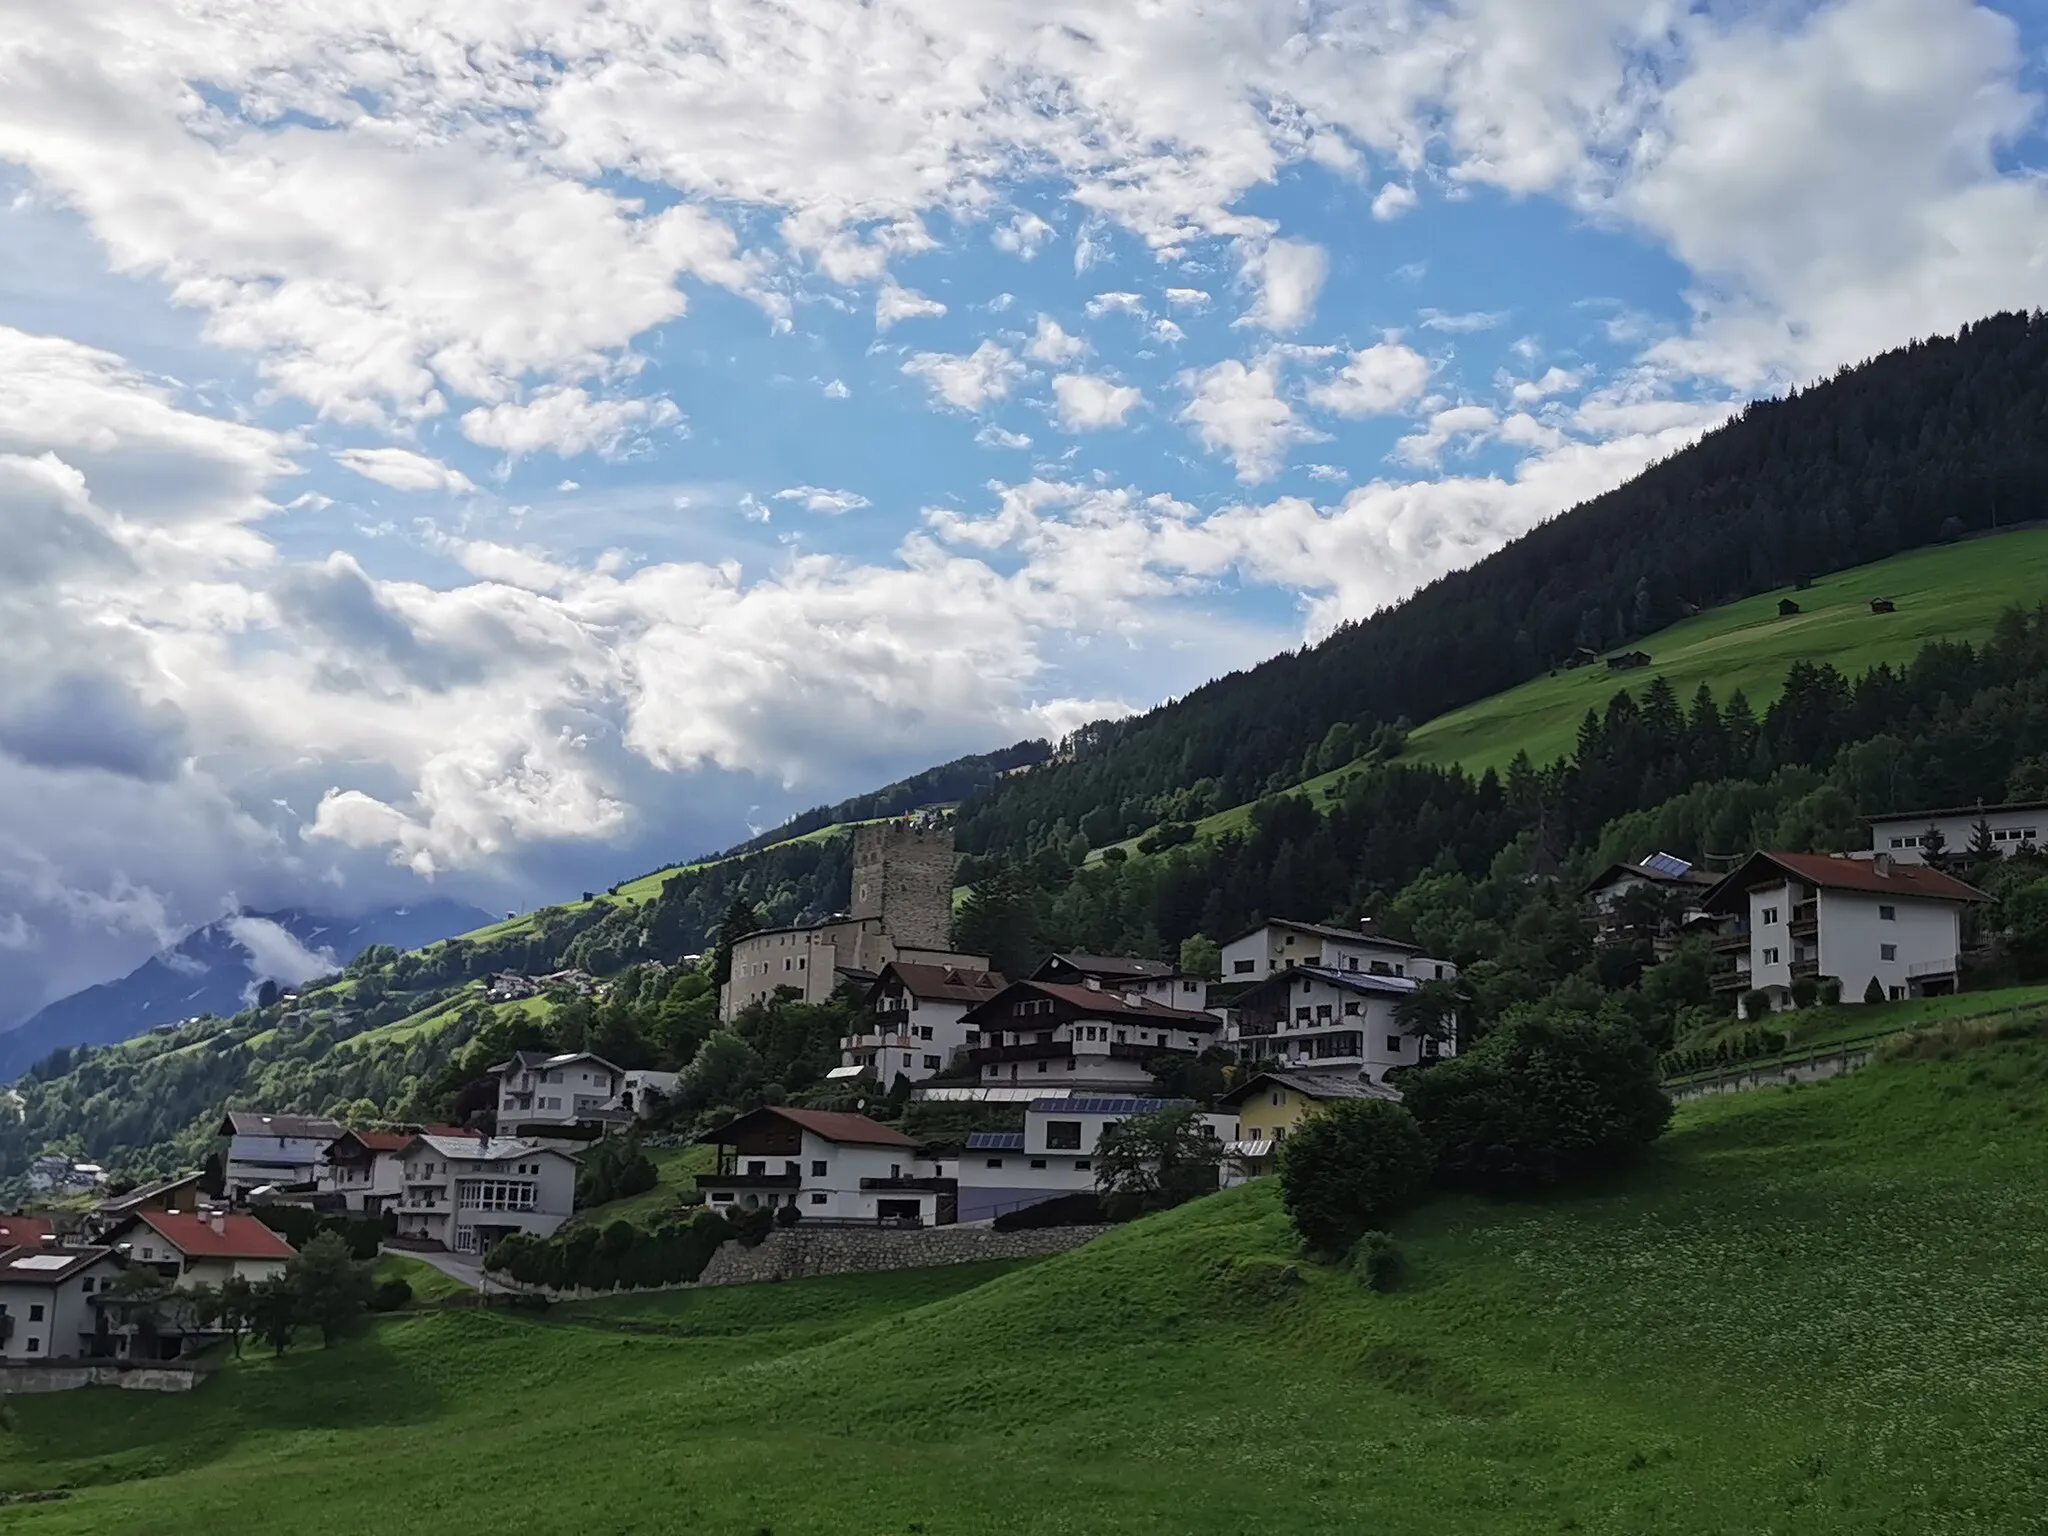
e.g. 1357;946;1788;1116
693;1223;1112;1287
851;821;957;950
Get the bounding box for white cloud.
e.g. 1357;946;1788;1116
1371;182;1420;221
1236;239;1328;332
822;379;851;399
1179;354;1325;483
1420;308;1507;333
774;485;872;515
1026;316;1089;365
1164;289;1211;310
1395;404;1500;467
1052;374;1145;432
975;425;1033;450
1085;292;1147;319
334;448;475;496
993;213;1054;258
1507;366;1586;405
461;389;682;460
224;914;338;990
1307;343;1432;417
1306;464;1349;483
1152;319;1186;345
875;282;948;331
901;342;1025;412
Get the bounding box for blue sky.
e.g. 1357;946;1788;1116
0;0;2044;1017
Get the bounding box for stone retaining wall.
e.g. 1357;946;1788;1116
0;1363;202;1395
1668;1046;1874;1101
694;1223;1112;1287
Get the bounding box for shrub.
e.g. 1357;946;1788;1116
773;1202;802;1228
1863;975;1888;1005
1213;1255;1303;1302
369;1277;413;1313
1276;1099;1434;1258
1817;975;1844;1006
1740;989;1773;1022
1790;976;1819;1009
1403;1005;1672;1196
730;1206;776;1247
1347;1231;1406;1293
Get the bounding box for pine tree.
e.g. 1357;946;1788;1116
1969;818;1998;862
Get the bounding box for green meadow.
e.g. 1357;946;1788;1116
6;1025;2047;1534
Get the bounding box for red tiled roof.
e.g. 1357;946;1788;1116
132;1209;296;1261
332;1129;414;1154
1706;851;1989;910
698;1106;921;1149
0;1216;53;1248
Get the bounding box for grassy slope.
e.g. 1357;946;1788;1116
370;1253;472;1305
8;1034;2048;1533
1116;528;2048;857
1681;980;2048;1059
561;1144;713;1231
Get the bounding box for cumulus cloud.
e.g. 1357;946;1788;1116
1085;292;1147;319
224;915;338;990
1052;374;1145;432
992;212;1054;257
1419;308;1507;333
901;342;1025;412
974;425;1033;450
1026;315;1089;364
1179;354;1325;483
1164;289;1212;310
774;485;873;515
1395;404;1500;467
1372;182;1420;221
1237;239;1328;332
461;389;682;460
1307;343;1432;417
334;447;476;495
875;282;948;330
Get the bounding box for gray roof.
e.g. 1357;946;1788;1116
408;1134;577;1164
1218;1070;1403;1110
1227;918;1423;954
489;1050;623;1076
219;1111;345;1140
0;1245;117;1284
1236;963;1420;1003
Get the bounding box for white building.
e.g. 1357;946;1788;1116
490;1051;626;1131
1030;954;1211;1008
839;961;1007;1084
694;1107;951;1225
1580;853;1722;948
961;980;1222;1092
609;1070;681;1118
1866;801;2047;863
0;1245;123;1361
393;1135;581;1256
216;1112;346;1200
1700;851;1989;1010
109;1209;296;1289
1224;966;1456;1083
319;1128;415;1214
1220;919;1457;985
954;1096;1234;1223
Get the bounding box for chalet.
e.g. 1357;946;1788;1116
960;980;1221;1092
1867;800;2046;864
1219;918;1456;984
0;1246;124;1361
90;1172;208;1235
1225;966;1454;1081
1605;650;1652;671
1870;597;1896;614
1581;852;1721;949
489;1051;627;1133
1031;954;1212;1008
217;1112;345;1201
695;1107;950;1225
108;1209;295;1289
1699;851;1988;1010
1778;597;1802;616
1216;1069;1402;1177
1565;646;1599;669
393;1134;580;1257
838;961;1007;1084
320;1128;415;1214
954;1096;1232;1222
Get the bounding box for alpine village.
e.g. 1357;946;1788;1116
5;315;2048;1531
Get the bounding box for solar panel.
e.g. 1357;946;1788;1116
1642;851;1694;878
1029;1096;1193;1115
966;1132;1026;1150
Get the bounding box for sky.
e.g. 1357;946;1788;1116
1;0;2045;1022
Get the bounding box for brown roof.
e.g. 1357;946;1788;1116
964;979;1220;1027
0;1216;54;1248
696;1106;922;1150
868;961;1007;1005
1218;1070;1404;1110
128;1209;297;1261
0;1245;117;1285
329;1128;414;1155
1704;851;1989;912
1033;953;1177;980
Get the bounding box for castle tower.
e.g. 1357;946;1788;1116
851;820;956;950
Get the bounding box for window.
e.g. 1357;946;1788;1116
810;1192;828;1205
1036;1060;1049;1073
1076;1159;1091;1171
1233;959;1255;974
28;1304;43;1322
457;1179;538;1212
1762;906;1780;925
1314;1005;1332;1022
985;1157;1005;1168
1879;904;1896;921
1762;947;1780;964
784;1161;800;1176
1065;1058;1077;1071
1030;1158;1048;1170
1295;1007;1311;1023
917;1026;934;1041
1386;1036;1404;1053
1343;1001;1361;1017
1270;1091;1284;1106
1045;1120;1083;1150
26;1338;38;1354
80;1278;93;1294
924;1055;942;1071
1433;964;1446;980
1890;985;1906;1001
1881;943;1897;961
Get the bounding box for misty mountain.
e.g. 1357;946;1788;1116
0;900;494;1083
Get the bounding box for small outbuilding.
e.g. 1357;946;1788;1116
1870;597;1896;614
1605;650;1652;672
1778;597;1802;617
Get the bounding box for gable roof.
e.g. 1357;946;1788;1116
128;1210;296;1262
1217;1070;1405;1111
865;961;1008;1005
488;1050;623;1077
960;979;1220;1027
1233;964;1420;1006
1864;799;2048;825
218;1111;346;1141
0;1245;118;1285
1032;953;1175;981
0;1216;54;1248
1702;851;1990;912
694;1105;922;1150
327;1128;415;1156
404;1134;576;1164
96;1171;204;1217
1224;918;1423;954
1580;857;1720;896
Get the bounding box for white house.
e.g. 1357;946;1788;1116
1866;800;2047;863
953;1096;1234;1223
109;1209;296;1289
608;1070;681;1118
694;1107;951;1225
393;1135;581;1257
216;1112;346;1200
1220;919;1457;985
1700;850;1989;1010
960;980;1222;1092
1028;955;1212;1009
490;1051;625;1131
1580;853;1722;948
1224;966;1456;1082
0;1245;123;1361
840;961;1007;1084
319;1128;416;1215
26;1157;105;1197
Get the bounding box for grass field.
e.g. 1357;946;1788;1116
370;1253;472;1306
562;1143;713;1231
1681;980;2048;1059
6;1031;2047;1533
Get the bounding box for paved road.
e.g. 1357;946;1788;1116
381;1244;515;1295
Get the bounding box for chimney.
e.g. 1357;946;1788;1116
1873;852;1895;877
208;1211;226;1235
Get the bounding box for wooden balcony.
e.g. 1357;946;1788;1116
694;1171;800;1191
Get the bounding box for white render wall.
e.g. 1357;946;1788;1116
700;1131;947;1224
1818;892;1961;1002
0;1259;120;1360
1746;881;1796;1000
1870;810;2043;864
1237;975;1454;1082
847;996;977;1081
499;1059;624;1126
1220;923;1457;985
956;1104;1235;1222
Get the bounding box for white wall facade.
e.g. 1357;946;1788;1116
1745;881;1797;1001
844;995;976;1082
1229;973;1454;1082
954;1101;1235;1222
319;1150;405;1213
699;1130;948;1224
1817;892;1962;1003
0;1255;120;1361
497;1056;624;1128
1221;922;1457;985
223;1130;339;1196
1870;810;2043;864
396;1143;578;1255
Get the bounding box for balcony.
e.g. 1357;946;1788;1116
1790;957;1819;979
694;1171;800;1191
1712;928;1751;953
858;1177;953;1192
970;1039;1071;1065
1789;902;1818;938
1710;966;1750;993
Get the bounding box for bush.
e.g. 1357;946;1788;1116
773;1202;802;1228
1790;976;1819;1009
1863;975;1888;1005
484;1213;732;1293
1402;1005;1672;1196
730;1206;776;1248
369;1277;413;1313
1276;1099;1434;1259
1817;975;1844;1006
1347;1231;1406;1292
1740;989;1773;1022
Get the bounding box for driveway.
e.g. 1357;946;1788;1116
382;1244;516;1295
